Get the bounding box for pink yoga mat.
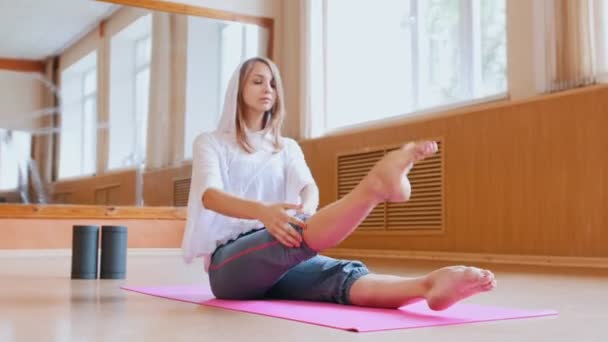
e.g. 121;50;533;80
122;285;557;332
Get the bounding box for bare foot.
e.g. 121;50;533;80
424;266;497;311
363;141;438;202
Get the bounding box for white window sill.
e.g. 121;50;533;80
55;173;97;183
321;93;509;138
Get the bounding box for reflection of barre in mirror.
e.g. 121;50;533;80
0;69;55;203
0;2;271;207
0;70;61;204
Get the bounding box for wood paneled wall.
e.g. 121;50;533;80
0;191;20;203
143;163;192;206
51;170;137;205
19;85;608;258
299;85;608;258
40;165;193;207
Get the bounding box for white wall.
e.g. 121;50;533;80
507;0;538;100
0;71;44;130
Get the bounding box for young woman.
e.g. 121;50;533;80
182;57;496;310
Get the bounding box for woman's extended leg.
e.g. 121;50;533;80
302;141;437;251
349;267;496;310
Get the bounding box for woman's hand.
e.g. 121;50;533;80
257;203;307;248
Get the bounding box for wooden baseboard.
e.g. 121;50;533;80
324;248;608;269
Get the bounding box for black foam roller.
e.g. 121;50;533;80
100;225;128;279
71;225;99;279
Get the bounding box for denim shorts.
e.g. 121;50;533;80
208;216;369;305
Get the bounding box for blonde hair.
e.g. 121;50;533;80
235;57;285;153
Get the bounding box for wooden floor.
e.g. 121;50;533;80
0;251;607;341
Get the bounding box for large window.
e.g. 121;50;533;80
59;51;98;179
0;129;31;191
317;0;506;132
183;18;268;159
108;14;152;170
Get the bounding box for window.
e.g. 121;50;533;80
315;0;506;132
183;18;269;159
595;0;608;82
0;129;31;191
108;14;152;170
59;51;97;179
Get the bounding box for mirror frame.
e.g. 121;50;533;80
97;0;275;59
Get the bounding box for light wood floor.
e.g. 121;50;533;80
0;251;607;341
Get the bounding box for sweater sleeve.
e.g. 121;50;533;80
284;138;316;201
181;133;224;264
190;133;224;209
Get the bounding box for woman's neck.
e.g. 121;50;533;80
244;110;266;132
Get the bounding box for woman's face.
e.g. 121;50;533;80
242;61;276;116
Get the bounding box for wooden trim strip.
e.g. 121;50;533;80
0;248;181;258
0;58;45;73
97;0;274;28
325;248;608;269
0;204;186;220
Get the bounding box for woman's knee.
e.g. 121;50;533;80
209;272;264;300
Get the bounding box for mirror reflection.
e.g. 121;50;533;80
0;1;271;206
